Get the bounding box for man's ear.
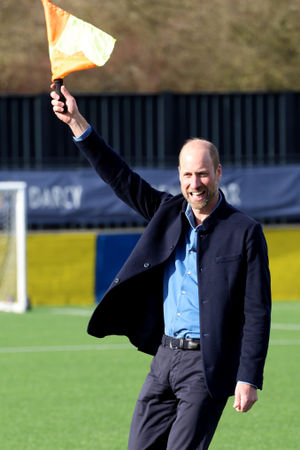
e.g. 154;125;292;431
217;164;222;181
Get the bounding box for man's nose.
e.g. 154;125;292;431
190;174;201;189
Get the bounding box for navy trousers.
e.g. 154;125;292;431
128;343;227;450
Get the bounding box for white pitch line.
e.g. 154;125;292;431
1;338;300;354
0;343;133;354
271;323;300;331
49;308;92;316
269;340;300;345
49;310;300;330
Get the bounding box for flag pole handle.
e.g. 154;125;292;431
54;79;67;113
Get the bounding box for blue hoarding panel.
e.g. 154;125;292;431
95;233;141;302
1;165;300;225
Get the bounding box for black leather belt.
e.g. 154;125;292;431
162;334;201;350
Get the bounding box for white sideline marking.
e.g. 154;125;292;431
48;310;300;331
49;308;92;316
270;340;300;345
1;339;300;354
0;344;133;354
49;309;300;329
271;323;300;331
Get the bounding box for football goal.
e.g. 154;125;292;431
0;182;27;313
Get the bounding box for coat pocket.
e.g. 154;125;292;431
216;254;242;263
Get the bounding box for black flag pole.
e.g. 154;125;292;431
54;78;67;112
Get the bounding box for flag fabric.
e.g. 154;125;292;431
40;0;116;81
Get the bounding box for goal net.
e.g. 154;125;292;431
0;182;27;313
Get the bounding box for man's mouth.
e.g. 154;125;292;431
189;190;206;199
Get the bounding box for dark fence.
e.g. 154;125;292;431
0;91;299;169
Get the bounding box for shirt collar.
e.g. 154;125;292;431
185;191;223;230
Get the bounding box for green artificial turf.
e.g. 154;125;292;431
0;302;299;449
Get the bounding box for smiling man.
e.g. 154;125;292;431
50;85;271;450
178;139;222;223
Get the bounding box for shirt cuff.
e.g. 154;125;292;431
73;124;92;142
237;380;258;389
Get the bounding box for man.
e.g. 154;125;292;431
51;86;271;450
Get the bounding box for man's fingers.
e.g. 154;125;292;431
50;85;68;113
233;391;240;410
235;397;254;412
233;383;258;413
50;96;65;112
50;84;69;99
60;85;69;96
50;90;59;101
52;102;66;114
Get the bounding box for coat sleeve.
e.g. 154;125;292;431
74;128;171;221
236;223;271;389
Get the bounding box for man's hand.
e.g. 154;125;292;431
50;84;89;137
233;382;258;413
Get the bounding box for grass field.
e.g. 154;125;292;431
1;302;300;450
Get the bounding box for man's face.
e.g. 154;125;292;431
178;142;222;216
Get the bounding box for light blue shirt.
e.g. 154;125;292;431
163;194;222;339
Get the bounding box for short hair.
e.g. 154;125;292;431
179;138;220;171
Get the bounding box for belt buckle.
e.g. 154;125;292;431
186;338;199;350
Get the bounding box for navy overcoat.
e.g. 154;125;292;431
76;129;271;399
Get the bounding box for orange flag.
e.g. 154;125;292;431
40;0;116;81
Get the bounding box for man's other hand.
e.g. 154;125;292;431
233;382;258;412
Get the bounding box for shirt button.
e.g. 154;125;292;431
143;262;150;268
114;278;120;284
187;271;191;275
181;290;186;295
177;312;181;317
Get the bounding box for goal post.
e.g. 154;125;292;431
0;181;28;313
